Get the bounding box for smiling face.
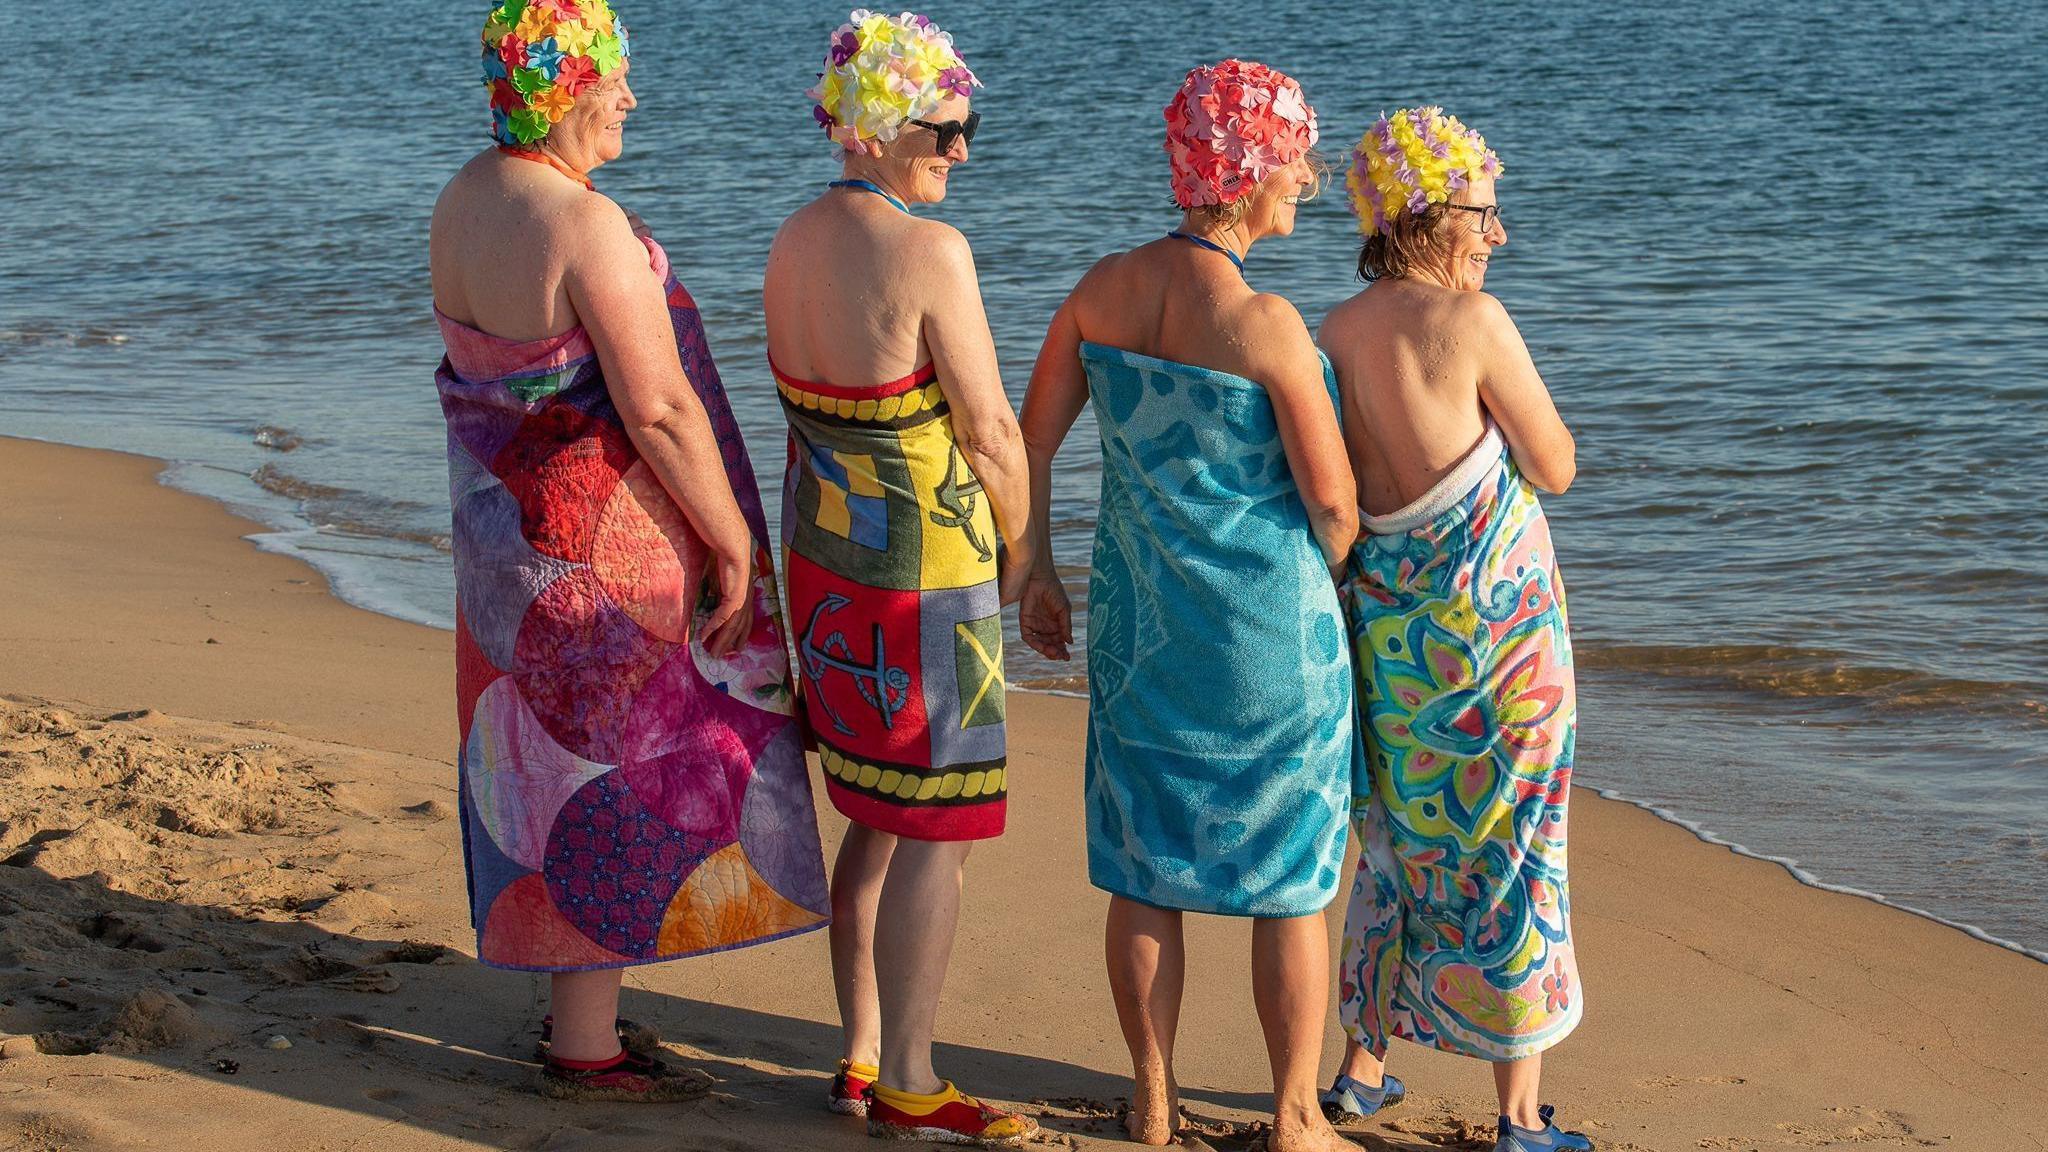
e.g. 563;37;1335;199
1435;174;1506;290
855;91;971;205
547;60;636;171
1242;157;1318;241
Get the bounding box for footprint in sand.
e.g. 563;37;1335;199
1638;1073;1749;1088
329;966;401;994
363;1085;416;1111
1773;1106;1933;1147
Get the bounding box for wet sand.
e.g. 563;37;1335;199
1;434;2043;1151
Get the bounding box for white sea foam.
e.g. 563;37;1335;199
1587;785;2048;966
154;460;457;633
243;527;453;632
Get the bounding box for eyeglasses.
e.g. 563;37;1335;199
908;110;979;155
1448;203;1502;233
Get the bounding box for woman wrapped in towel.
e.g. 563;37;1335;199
1317;107;1590;1152
430;0;830;1102
1017;60;1361;1152
764;10;1036;1147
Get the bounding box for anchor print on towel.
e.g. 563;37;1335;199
928;443;991;562
798;592;912;736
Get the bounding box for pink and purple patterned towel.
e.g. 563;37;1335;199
435;237;828;971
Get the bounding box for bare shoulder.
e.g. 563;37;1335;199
771;193;833;245
894;216;983;302
909;215;973;270
1064;249;1133;318
1317;288;1374;345
1449;288;1516;333
553;192;657;290
555;191;635;252
1242;291;1315;351
431;150;498;225
1074;249;1127;289
1236;292;1320;386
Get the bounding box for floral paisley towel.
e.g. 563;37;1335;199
774;358;1006;842
435;236;829;971
1337;425;1581;1059
1078;342;1357;917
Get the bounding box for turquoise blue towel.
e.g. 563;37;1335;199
1080;342;1359;917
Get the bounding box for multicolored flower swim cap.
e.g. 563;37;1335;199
480;0;631;147
1163;60;1320;210
809;9;980;152
1347;106;1502;236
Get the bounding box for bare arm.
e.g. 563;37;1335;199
1471;292;1575;493
1245;295;1359;571
565;199;755;654
1013;290;1093;661
921;225;1033;602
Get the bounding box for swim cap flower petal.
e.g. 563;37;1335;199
552;19;596;57
808;10;981;152
1164;60;1319;210
1346;106;1501;236
479;0;630;147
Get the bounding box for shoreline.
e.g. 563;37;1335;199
11;428;2041;969
1585;786;2048;968
4;433;2047;1150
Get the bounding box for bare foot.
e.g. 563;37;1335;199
1268;1110;1355;1152
1124;1074;1181;1146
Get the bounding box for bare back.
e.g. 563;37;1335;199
1065;240;1283;381
1320;280;1492;516
1321;279;1574;515
1024;236;1355;569
429;149;647;340
763;194;959;384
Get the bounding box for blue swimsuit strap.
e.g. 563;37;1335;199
829;179;911;214
1166;230;1245;272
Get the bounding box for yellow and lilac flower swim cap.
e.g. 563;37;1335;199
809;9;980;152
1347;106;1502;236
480;0;631;147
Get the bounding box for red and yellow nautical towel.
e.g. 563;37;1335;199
774;359;1007;842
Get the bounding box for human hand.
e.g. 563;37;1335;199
698;532;756;658
1017;572;1073;662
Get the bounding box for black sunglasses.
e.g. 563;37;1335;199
1448;203;1502;233
908;110;979;154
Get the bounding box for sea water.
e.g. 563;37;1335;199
6;0;2043;955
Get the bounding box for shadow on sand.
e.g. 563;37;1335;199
0;860;1491;1151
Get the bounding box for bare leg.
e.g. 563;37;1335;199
1253;912;1350;1152
1494;1053;1543;1130
548;969;624;1062
873;837;972;1094
1337;1036;1387;1086
1104;896;1184;1146
830;822;896;1067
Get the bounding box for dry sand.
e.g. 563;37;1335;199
0;434;2042;1152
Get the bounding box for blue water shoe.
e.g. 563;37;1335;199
1495;1104;1593;1151
1320;1072;1406;1122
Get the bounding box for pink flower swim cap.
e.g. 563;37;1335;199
1163;59;1320;209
